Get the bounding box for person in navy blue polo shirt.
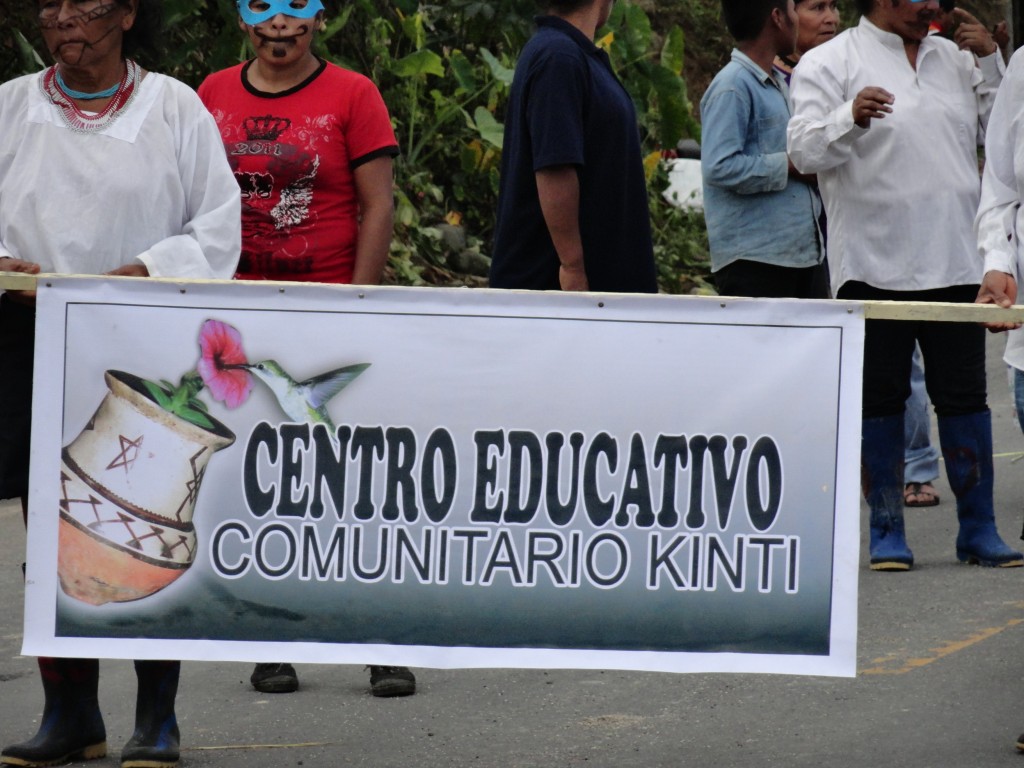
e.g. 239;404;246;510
490;0;658;294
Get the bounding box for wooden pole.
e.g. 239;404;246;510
4;272;1024;323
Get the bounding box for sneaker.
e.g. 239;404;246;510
250;663;298;693
368;666;416;697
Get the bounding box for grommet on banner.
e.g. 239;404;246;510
359;292;365;299
598;302;604;308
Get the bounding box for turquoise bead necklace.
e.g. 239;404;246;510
55;70;120;100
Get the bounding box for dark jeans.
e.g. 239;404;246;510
713;258;830;299
836;282;986;418
0;294;35;499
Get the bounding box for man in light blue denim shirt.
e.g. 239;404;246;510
700;0;826;298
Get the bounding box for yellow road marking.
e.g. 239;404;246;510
188;742;337;752
862;616;1024;676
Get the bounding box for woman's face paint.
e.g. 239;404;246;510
38;0;117;28
38;0;131;68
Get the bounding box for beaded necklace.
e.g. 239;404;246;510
41;59;141;134
56;70;120;100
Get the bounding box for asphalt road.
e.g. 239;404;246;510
4;333;1024;768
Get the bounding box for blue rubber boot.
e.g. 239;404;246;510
0;657;106;766
938;410;1024;567
862;415;914;571
121;661;180;768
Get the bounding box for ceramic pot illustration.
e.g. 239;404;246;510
58;370;235;605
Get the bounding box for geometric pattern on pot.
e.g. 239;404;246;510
60;456;197;567
55;370;236;603
94;434;214;525
62;370;235;528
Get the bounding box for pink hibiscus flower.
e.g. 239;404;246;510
197;320;252;409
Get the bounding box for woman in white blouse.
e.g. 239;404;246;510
0;1;239;766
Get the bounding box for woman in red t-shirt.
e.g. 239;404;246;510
199;0;400;285
197;0;412;698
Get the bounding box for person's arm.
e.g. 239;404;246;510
536;165;587;292
350;155;395;286
944;11;1002;138
0;127;40;300
136;89;240;280
517;46;591;291
700;88;787;195
788;159;817;186
787;53;883;174
975;52;1024;330
972;51;1004;136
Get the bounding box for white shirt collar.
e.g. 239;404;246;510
858;14;938;58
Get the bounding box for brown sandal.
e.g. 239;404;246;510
904;481;940;507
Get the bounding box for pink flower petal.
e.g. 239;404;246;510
197;320;252;409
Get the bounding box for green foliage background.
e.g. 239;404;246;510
0;0;716;292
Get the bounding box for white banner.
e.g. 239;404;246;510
23;277;863;677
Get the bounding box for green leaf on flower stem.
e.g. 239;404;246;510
178;407;215;430
142;380;175;410
140;379;214;430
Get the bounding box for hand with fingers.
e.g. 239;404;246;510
952;8;998;57
976;270;1022;332
0;255;41;304
852;87;894;129
105;263;150;278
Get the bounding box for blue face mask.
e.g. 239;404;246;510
237;0;324;26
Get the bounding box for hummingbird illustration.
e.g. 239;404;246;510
241;360;370;431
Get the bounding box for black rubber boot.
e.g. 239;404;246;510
0;657;106;767
120;661;180;768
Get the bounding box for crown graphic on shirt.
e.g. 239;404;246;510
244;115;291;141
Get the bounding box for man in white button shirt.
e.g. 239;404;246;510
787;0;1021;571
